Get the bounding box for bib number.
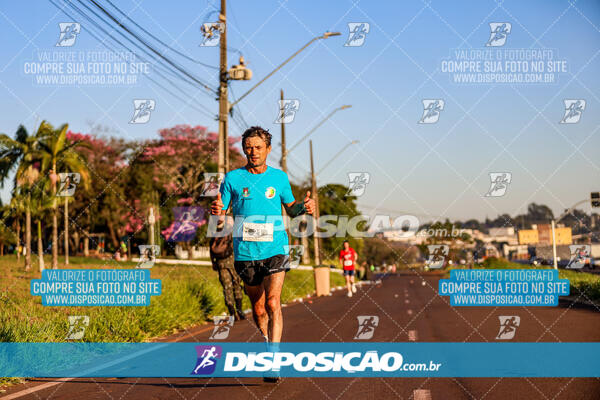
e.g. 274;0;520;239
344;260;353;267
242;222;273;242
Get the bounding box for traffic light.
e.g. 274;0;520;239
591;192;600;208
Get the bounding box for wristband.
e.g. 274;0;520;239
289;202;307;217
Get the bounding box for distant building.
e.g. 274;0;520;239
486;227;518;245
489;227;515;237
518;229;539;245
537;224;572;245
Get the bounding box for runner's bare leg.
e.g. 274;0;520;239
245;284;268;339
345;275;351;292
263;271;285;343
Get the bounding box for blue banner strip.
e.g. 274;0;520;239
1;343;599;378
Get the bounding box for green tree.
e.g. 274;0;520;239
0;124;45;270
38;121;90;269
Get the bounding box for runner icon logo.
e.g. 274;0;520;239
496;316;520;340
354;316;379;340
65;315;89;340
347;172;370;196
56;22;81;47
426;245;449;269
130;99;155;124
560;99;586;124
284;245;304;268
57;173;81;196
345;23;370;47
418;100;444;124
275;99;300;124
486;22;511;47
566;245;590;269
485;172;512;197
192;345;222;375
201;173;225;197
209;316;235;340
136;245;160;269
200;23;224;47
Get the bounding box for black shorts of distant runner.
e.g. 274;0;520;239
234;254;290;286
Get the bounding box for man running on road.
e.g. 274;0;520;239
211;126;315;381
339;240;358;297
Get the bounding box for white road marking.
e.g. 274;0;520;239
413;389;432;400
408;330;418;341
407;309;413;315
404;299;410;304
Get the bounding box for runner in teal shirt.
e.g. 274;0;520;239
211;127;315;384
219;165;295;261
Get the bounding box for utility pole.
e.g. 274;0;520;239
280;89;287;172
310;140;321;265
64;198;69;265
217;0;228;173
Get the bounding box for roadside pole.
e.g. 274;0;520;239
310;140;321;265
217;0;228;173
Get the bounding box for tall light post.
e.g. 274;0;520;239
229;32;341;110
221;30;341;173
309;139;359;265
551;198;590;269
317;140;359;177
285;105;352;157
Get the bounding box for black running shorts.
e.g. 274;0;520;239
234;254;290;286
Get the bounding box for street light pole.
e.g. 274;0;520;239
286;105;351;156
310;140;321;265
229;32;341;110
280;89;287;173
551;199;590;269
316;140;359;177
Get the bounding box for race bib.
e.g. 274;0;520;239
242;222;273;242
344;260;353;267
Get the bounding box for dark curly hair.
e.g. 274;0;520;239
242;126;272;148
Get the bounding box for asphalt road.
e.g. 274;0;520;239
3;272;600;400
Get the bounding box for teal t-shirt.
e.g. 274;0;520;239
220;166;295;261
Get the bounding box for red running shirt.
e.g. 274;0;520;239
339;248;356;270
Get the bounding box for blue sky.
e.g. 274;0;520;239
1;0;599;223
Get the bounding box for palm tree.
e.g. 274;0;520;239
38;122;89;269
0;125;44;271
29;178;52;272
